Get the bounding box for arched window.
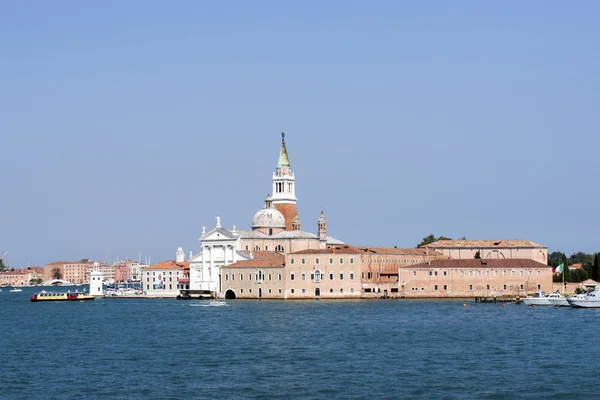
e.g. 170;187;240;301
256;270;264;281
254;245;260;251
275;245;284;252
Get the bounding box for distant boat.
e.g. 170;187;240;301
546;292;570;307
9;288;23;293
522;291;552;306
30;291;95;302
567;288;600;308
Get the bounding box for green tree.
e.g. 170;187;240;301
51;267;62;280
474;251;481;259
417;234;452;247
0;258;5;273
593;253;600;281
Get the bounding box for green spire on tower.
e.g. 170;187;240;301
277;132;290;169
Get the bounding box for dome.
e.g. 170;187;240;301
251;207;286;229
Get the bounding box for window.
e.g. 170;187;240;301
434;271;438;276
350;273;354;280
290;258;295;265
302;288;306;293
278;273;282;281
434;285;438;290
413;271;417;276
362;272;365;279
240;273;243;281
268;289;272;294
248;273;252;281
256;271;264;281
268;273;272;280
240;289;244;293
537;271;540;276
520;284;524;290
469;285;473;291
350;288;354;293
316;258;320;265
329;273;334;280
511;271;515;276
231;274;234;281
340;273;344;280
249;289;252;294
302;273;306;280
443;285;447;290
368;272;373;279
340;258;344;264
291;289;295;294
537;284;541;290
328;257;334;264
275;245;284;252
254;246;260;251
290;273;295;281
503;284;507;290
330;288;334;293
278;289;282;294
350;258;354;264
266;246;269;251
520;271;524;276
301;258;306;264
443;271;447;276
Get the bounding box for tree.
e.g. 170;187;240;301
474;251;481;259
417;234;452;247
593;253;600;282
51;267;62;280
0;258;5;273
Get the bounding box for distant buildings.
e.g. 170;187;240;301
42;259;147;285
0;266;43;287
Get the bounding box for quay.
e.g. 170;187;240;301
474;295;520;303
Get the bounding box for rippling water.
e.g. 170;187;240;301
1;287;599;400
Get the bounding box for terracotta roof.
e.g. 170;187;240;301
569;263;583;269
361;247;445;256
291;245;364;255
407;259;550;269
249;251;285;261
426;240;546;249
145;260;189;270
223;259;285;269
44;260;95;266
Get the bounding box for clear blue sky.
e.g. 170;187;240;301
1;1;598;268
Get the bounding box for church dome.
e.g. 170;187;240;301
251;207;286;229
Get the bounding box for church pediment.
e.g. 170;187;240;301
200;227;238;242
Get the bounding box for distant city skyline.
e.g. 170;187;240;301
1;1;599;267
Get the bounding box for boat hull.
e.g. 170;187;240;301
548;298;570;307
566;300;600;308
522;298;551;306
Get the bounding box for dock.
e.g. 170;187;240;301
474;295;520;303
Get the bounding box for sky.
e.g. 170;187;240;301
1;1;599;268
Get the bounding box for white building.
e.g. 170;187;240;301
188;218;251;296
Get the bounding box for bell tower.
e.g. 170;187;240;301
272;133;298;231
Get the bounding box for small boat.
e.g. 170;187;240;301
567;288;600;308
546;292;570;307
522;291;552;306
9;288;23;293
30;291;95;302
209;300;227;307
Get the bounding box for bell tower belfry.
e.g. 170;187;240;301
272;133;298;231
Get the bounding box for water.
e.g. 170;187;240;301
1;287;599;400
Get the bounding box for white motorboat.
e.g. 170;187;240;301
546;292;570;307
209;300;227;307
9;288;23;293
567;288;600;308
522;291;552;306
